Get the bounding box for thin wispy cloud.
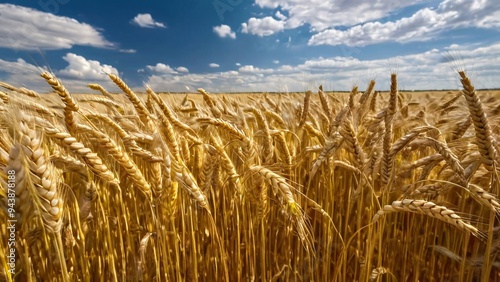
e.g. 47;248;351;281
119;49;137;53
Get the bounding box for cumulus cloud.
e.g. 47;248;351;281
2;43;499;94
176;66;189;73
58;53;118;80
312;0;498;47
131;13;166;28
0;58;41;75
241;17;286;36
239;65;274;74
275;11;287;21
308;4;467;46
244;0;500;47
253;0;420;31
209;63;220;68
0;54;123;93
146;63;178;74
213;25;236;39
141;42;500;92
0;4;114;50
144;70;245;92
0;58;48;92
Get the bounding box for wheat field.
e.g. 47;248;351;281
0;70;499;281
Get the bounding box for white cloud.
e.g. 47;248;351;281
0;58;48;92
308;7;451;46
0;4;114;50
239;65;274;74
131;13;166;28
209;63;220;68
275;11;287;21
176;66;189;73
213;24;236;39
0;58;41;75
58;53;119;80
143;69;246;93
0;54;123;93
141;42;500;92
119;49;137;53
2;43;499;94
253;0;420;31
245;0;500;47
241;17;286;36
273;60;280;64
146;63;178;74
236;63;241;66
306;0;499;46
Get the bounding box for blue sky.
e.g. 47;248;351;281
0;0;499;93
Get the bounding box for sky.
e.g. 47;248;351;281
0;0;499;93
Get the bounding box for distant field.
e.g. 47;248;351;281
1;72;500;281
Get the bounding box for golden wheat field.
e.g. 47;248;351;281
0;70;500;281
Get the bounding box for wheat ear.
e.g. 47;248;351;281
88;83;114;100
44;126;118;184
108;74;154;130
339;115;366;168
299;90;312;127
79;97;124;113
310;132;342;178
373;199;482;239
147;87;201;143
40;72;78;111
245;107;273;164
2;144;31;227
86;113;162;162
249;165;311;246
318;85;332;120
175;165;209;211
348;86;358;110
18;114;63;233
80;126;152;199
199;144;219;192
458;71;497;171
198;88;222;118
0;81;41;99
